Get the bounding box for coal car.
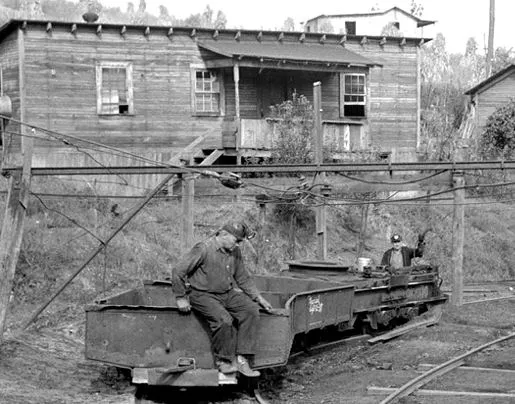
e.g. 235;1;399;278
84;262;447;389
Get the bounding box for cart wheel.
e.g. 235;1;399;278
133;385;155;404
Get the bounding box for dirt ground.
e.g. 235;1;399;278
0;289;514;404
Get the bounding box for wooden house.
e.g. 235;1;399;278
304;7;435;38
464;64;515;139
0;19;429;192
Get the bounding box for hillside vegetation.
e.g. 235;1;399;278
3;174;515;335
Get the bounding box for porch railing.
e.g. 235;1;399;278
238;118;366;152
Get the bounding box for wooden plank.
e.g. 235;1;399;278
463;295;515;305
368;386;515;399
367;306;442;344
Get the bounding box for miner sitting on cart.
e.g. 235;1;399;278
380;232;426;270
171;221;273;378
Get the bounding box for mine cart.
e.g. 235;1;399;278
85;274;354;387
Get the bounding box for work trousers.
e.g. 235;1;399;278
189;288;260;362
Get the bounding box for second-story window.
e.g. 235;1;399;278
340;73;366;118
345;21;356;35
96;62;134;115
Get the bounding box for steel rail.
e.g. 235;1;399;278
379;332;515;403
3;160;515;176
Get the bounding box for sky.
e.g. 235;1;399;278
100;0;514;54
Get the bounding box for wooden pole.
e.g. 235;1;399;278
486;0;495;77
0;132;33;341
451;171;465;306
356;204;370;258
181;156;194;250
313;82;327;260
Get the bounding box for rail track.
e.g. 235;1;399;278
366;284;515;403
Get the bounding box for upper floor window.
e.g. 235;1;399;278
345;21;356;35
96;62;134;115
192;69;222;115
340;73;366;118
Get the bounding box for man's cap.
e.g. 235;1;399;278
391;234;402;243
221;221;256;241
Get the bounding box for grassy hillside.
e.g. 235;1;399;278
2;175;515;332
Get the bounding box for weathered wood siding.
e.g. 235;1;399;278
346;41;419;154
0;29;21;151
21;23;223;165
475;72;515;134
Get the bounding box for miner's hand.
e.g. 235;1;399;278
176;297;191;314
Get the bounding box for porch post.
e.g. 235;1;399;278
233;62;241;149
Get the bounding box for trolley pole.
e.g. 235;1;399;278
313;82;327;260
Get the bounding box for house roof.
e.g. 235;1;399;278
198;40;381;67
465;64;515;95
306;7;436;28
0;19;431;46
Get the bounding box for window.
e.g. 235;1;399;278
345;21;356;35
392;21;400;30
340;73;366;118
191;69;222;115
96;62;133;115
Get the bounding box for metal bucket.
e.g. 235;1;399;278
357;257;372;272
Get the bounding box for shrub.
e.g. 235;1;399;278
478;98;515;159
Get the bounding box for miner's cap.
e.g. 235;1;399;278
391;234;402;243
222;222;255;241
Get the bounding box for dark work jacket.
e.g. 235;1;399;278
172;238;260;301
380;242;424;267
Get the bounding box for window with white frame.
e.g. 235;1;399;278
96;62;133;115
192;69;221;115
340;73;366;118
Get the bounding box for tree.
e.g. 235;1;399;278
491;47;515;74
181;5;227;29
380;22;402;37
282;17;295;32
410;0;424;17
317;19;334;33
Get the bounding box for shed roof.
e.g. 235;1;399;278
465;64;515;95
198;40;381;67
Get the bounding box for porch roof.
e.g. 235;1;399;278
198;40;381;70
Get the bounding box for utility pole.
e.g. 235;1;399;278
0;129;33;341
451;171;465;306
313;82;327;260
486;0;495;76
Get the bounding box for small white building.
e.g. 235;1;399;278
304;7;435;38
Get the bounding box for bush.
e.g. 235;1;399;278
478;98;515;159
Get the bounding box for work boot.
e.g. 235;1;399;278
236;355;260;377
216;360;237;374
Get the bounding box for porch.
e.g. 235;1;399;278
198;39;381;158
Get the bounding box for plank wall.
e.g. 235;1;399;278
346;41;419;153
475;72;515;135
0;29;21;152
21;23;224;165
